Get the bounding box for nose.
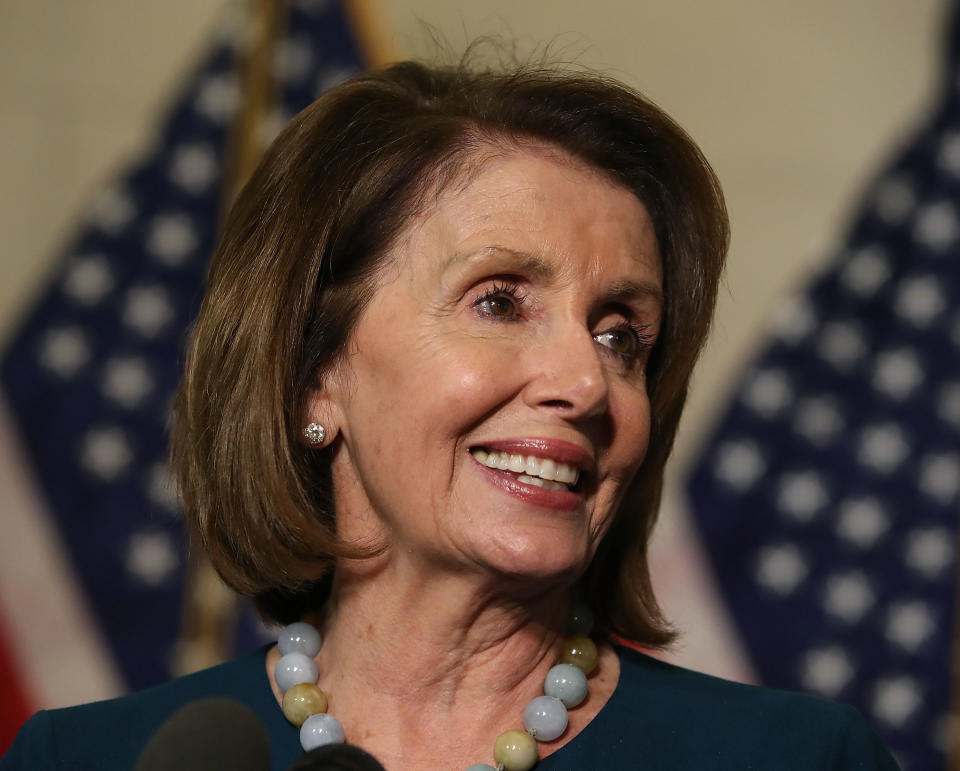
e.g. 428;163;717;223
522;322;610;420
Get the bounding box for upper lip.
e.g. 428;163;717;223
471;438;596;474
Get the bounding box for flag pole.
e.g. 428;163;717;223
174;0;285;676
220;0;286;215
343;0;395;68
948;543;960;771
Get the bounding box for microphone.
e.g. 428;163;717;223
287;743;385;771
133;697;271;771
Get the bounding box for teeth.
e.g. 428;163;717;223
539;458;556;481
517;474;567;491
471;449;580;487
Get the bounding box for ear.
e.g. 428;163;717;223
301;386;344;449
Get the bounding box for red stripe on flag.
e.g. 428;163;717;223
0;616;34;755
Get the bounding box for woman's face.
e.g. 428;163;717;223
321;144;662;584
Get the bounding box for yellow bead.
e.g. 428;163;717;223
493;729;538;771
559;635;598;675
282;682;328;727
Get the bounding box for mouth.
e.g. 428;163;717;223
469;447;584;493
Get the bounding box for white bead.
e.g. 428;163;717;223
543;663;588;708
522;695;568;741
275;651;318;692
300;713;345;751
279;622;322;657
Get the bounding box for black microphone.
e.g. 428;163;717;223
287;743;385;771
133;697;271;771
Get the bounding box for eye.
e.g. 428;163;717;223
472;280;527;320
594;322;656;363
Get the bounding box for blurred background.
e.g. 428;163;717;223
0;0;953;769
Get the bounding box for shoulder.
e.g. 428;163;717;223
614;647;897;768
544;646;898;770
615;645;840;723
1;646;293;771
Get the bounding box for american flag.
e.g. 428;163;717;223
686;4;960;770
0;0;367;752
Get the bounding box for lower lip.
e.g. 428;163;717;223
470;456;583;511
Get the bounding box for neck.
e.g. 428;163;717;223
322;557;570;706
265;553;620;770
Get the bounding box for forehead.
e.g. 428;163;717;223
398;142;661;286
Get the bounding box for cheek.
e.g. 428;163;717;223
338;333;527;535
609;387;653;477
350;330;524;448
434;347;518;429
589;390;651;543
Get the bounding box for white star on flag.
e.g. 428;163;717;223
102;357;155;409
801;646;855;698
146;214;199;266
817;321;867;371
872;676;922;728
776;471;829;521
904;527;954;580
913;200;960;250
841;247;891;296
80;427;134;480
894;275;946;326
857;424;910;473
822;571;875;624
168;144;219;194
125;532;179;586
123;286;175;338
62;255;115;306
86;186;136;234
871;349;924;400
835;497;890;550
755;544;808;596
40;327;91;378
714;440;765;491
743;368;793;418
885;601;936;652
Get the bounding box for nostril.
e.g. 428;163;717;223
541;399;575;409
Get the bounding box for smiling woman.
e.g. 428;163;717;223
322;147;662;586
1;58;897;771
175;62;727;654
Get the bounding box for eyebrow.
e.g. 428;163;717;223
605;278;664;308
440;246;552;280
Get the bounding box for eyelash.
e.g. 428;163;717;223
471;280;656;364
472;280;528;320
594;322;657;365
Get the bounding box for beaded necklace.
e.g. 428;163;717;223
273;605;597;771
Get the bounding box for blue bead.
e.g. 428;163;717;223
566;602;594;636
522;695;568;741
299;713;345;751
464;765;497;771
279;622;322;657
543;663;588;708
275;651;318;692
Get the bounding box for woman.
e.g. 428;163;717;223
2;60;896;770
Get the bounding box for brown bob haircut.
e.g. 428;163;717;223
171;58;728;648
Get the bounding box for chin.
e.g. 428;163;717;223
469;529;591;586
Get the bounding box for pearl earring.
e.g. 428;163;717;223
303;422;326;446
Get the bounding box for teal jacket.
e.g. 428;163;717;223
1;645;898;770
